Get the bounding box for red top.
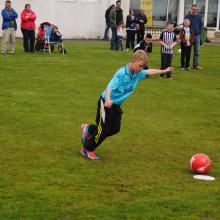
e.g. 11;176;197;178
20;9;36;30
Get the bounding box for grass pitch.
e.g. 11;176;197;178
0;41;220;219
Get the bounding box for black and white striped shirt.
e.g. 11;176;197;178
159;30;177;54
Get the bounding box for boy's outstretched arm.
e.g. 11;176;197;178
146;67;174;76
105;88;112;108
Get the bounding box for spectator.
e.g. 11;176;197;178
117;21;125;51
1;0;18;55
159;21;177;79
133;33;152;55
136;10;147;44
179;19;195;71
186;4;203;70
133;33;153;70
109;0;123;50
51;25;63;42
126;9;136;50
21;4;37;53
104;4;115;40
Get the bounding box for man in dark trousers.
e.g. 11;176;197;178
109;0;123;50
186;4;203;70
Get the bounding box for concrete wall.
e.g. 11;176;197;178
0;0;130;39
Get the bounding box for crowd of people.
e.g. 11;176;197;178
104;1;203;73
105;1;147;51
1;0;203;72
1;0;64;55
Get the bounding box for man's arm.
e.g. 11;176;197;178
11;10;18;19
146;67;174;76
2;10;11;21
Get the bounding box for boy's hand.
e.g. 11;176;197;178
105;99;112;108
164;67;175;73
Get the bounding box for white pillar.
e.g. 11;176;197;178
178;0;185;25
204;0;208;27
217;0;220;30
166;0;170;21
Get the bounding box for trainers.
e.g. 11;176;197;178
193;65;203;70
185;67;190;71
81;124;90;144
180;67;185;71
80;147;100;160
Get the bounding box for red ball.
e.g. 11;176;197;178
190;153;212;174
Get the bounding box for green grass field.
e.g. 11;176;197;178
0;40;220;220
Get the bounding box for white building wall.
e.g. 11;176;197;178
0;0;130;39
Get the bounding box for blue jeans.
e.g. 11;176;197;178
104;22;110;39
193;35;200;67
110;27;118;50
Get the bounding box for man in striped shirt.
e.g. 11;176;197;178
159;21;177;78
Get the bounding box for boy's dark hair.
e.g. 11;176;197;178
166;21;174;25
116;0;121;4
146;33;152;38
5;0;11;3
192;4;197;7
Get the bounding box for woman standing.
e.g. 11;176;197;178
126;9;136;50
136;10;147;44
20;4;36;52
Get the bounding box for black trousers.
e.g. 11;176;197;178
137;29;145;44
126;30;135;49
84;97;123;151
181;45;191;68
21;28;35;52
160;53;173;78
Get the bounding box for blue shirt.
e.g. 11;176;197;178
185;13;202;35
102;64;147;105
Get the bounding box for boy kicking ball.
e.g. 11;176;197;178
80;50;174;160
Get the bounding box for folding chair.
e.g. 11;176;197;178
44;25;65;55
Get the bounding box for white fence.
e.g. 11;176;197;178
0;0;129;39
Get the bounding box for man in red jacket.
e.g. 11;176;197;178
20;4;36;52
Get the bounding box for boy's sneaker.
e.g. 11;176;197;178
81;124;90;144
180;67;185;71
80;147;100;160
185;67;190;71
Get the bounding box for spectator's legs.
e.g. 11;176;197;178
185;46;192;68
140;29;145;42
1;29;10;54
118;36;123;50
104;23;110;40
181;44;186;68
130;31;135;50
160;53;167;78
136;30;141;44
110;27;117;50
126;30;131;49
21;28;30;52
193;35;200;67
9;28;15;54
30;30;35;52
165;54;173;78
